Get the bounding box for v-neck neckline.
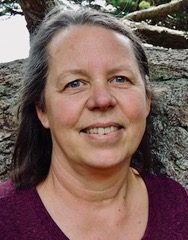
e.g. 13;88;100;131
31;173;155;240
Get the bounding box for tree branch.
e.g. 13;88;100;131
124;0;188;22
123;19;188;49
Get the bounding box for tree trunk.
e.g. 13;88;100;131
0;1;187;187
18;0;188;49
18;0;57;36
0;47;188;188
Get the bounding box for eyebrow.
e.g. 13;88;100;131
56;63;137;83
108;65;133;74
57;69;89;79
61;64;132;74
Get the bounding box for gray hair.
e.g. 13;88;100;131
12;7;151;189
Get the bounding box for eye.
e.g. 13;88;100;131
112;76;130;84
65;79;84;89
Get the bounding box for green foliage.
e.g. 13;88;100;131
0;0;22;16
71;0;104;10
139;1;151;10
0;0;187;31
106;0;137;15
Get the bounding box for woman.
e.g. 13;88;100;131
0;7;187;240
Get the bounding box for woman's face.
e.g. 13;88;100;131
37;25;150;170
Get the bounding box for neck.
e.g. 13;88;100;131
37;154;135;204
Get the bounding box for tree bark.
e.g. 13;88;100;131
0;47;188;188
125;0;188;22
17;0;188;49
0;1;187;187
123;19;188;49
18;0;57;36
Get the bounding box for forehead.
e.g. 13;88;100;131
47;24;138;70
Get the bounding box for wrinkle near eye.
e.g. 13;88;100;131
109;75;132;88
62;79;89;94
65;79;82;89
113;76;129;83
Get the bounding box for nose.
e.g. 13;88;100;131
86;84;117;111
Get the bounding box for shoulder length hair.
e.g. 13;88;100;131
11;6;151;189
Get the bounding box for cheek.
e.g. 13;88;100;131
121;91;148;121
47;97;82;127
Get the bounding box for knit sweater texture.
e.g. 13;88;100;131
0;174;188;239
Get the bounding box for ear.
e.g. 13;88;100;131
145;95;151;117
36;105;50;129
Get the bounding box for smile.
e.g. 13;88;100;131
82;124;123;135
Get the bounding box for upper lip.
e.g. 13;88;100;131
80;122;124;132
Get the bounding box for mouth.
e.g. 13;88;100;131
81;124;124;136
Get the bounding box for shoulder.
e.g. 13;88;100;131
143;173;187;195
0;180;21;217
0;180;19;237
0;179;35;211
142;173;188;214
0;179;36;220
0;180;38;238
141;174;188;238
144;174;188;204
0;179;14;198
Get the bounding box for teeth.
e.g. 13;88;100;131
86;126;119;135
98;128;104;135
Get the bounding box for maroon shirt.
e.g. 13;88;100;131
0;174;188;239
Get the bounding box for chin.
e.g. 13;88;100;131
83;152;129;170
